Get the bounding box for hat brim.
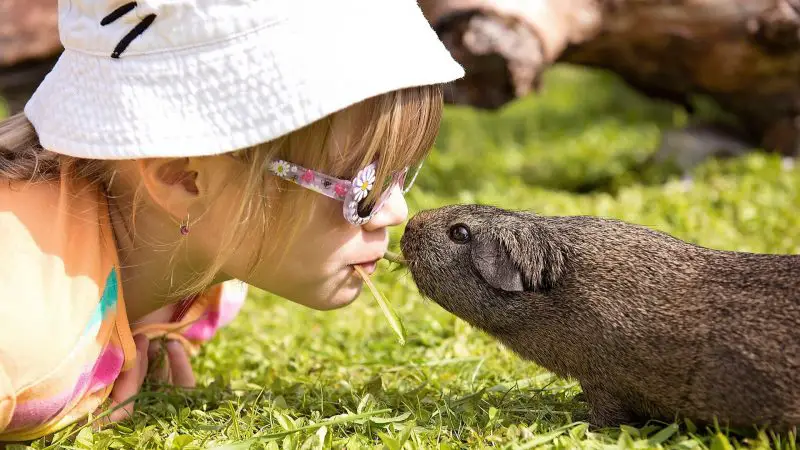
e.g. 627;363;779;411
24;2;464;159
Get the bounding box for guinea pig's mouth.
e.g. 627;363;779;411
398;231;419;270
382;250;406;266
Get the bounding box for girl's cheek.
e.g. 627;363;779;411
315;198;352;230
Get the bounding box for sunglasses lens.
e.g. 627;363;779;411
351;161;423;222
355;175;398;219
356;198;374;218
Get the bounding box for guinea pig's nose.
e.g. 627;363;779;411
404;212;427;234
400;214;424;257
404;218;420;235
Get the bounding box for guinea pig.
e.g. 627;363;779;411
399;204;800;430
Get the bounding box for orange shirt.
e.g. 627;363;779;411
0;171;245;441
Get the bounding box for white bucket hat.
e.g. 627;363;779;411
23;0;464;160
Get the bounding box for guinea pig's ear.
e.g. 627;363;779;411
471;237;525;292
471;226;566;292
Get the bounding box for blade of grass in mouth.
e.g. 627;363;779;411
353;265;406;345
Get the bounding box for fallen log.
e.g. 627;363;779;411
420;0;800;159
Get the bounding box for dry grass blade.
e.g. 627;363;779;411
354;265;407;345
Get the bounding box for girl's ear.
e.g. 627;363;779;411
138;157;201;219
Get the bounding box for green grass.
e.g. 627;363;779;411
9;64;800;449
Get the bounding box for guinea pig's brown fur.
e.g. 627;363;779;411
400;204;800;430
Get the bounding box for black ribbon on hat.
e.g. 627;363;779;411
100;1;157;59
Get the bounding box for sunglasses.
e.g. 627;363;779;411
267;159;424;225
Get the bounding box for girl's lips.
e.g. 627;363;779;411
352;259;379;275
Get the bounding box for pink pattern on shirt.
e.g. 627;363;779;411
183;282;247;342
6;345;123;431
87;345;125;393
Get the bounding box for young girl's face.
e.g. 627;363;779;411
203;106;420;310
224;181;408;310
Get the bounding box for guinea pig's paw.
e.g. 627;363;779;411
582;387;637;429
588;405;638;430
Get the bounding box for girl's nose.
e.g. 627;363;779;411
362;184;408;231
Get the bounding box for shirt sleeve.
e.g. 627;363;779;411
181;280;248;345
131;280;248;354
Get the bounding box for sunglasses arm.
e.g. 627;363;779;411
267;160;354;202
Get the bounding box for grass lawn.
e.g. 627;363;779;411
5;64;800;449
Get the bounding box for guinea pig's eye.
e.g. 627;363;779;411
448;223;471;244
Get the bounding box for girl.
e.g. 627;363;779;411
0;0;463;442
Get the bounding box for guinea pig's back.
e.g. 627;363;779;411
539;215;800;426
687;251;800;426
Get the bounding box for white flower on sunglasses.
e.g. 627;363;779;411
352;165;376;202
270;160;291;178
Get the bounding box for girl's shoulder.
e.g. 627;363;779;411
0;174;123;405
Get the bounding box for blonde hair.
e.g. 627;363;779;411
0;84;443;298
